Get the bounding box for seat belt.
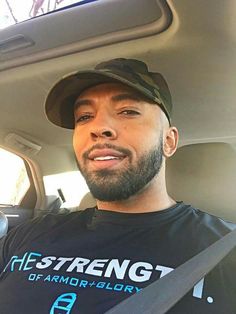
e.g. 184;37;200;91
105;228;236;314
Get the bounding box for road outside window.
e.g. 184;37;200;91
0;148;30;205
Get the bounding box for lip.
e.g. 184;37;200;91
89;158;126;170
88;149;126;160
87;149;126;170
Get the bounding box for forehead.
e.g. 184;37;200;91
76;82;146;101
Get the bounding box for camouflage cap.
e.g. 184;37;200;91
45;58;172;129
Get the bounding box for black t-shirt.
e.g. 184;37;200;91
0;202;235;313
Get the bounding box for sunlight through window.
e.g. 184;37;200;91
43;171;90;209
0;148;30;205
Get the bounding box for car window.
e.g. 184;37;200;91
43;170;90;209
0;147;30;206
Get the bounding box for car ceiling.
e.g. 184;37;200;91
0;0;235;175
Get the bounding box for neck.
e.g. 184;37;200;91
96;168;176;213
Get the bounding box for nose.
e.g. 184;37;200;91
91;128;117;140
90;113;117;141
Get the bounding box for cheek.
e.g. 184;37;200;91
72;132;77;151
73;131;83;159
133;123;160;143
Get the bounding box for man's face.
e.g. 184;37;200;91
73;82;165;201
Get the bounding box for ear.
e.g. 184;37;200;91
163;127;179;158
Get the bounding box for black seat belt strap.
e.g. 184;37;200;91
105;228;236;314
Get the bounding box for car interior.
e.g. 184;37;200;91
0;0;235;239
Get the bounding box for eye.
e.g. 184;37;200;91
75;113;93;124
119;109;141;116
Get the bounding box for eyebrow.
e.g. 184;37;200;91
74;99;92;111
111;93;144;103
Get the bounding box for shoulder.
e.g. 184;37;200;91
14;207;95;235
192;206;235;233
0;208;95;261
180;203;236;243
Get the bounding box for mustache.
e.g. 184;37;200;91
82;143;132;160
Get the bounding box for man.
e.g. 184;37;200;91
0;58;235;313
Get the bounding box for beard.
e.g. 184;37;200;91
76;136;163;202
